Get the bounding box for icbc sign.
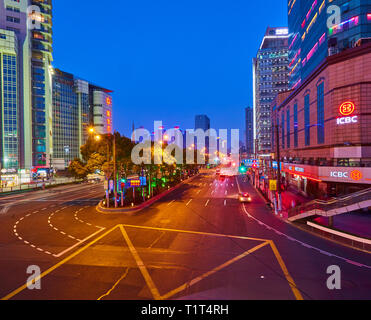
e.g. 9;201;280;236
337;101;358;125
339;101;355;116
330;170;363;181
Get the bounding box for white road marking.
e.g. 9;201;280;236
205;200;210;207
186;199;193;206
224;200;227;206
53;228;105;258
167;200;175;206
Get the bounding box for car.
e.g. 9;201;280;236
216;169;221;175
239;192;252;203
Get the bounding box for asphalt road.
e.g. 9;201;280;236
0;172;370;300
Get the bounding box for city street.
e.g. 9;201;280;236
0;171;370;300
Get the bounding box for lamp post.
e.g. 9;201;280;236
275;122;282;213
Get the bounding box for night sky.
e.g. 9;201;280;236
53;0;287;140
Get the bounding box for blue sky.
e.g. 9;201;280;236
53;0;287;139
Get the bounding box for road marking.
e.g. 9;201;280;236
236;176;371;270
97;268;130;300
53;227;105;258
269;240;304;300
186;199;193;206
225;191;228;196
224;200;227;206
2;225;117;301
205;200;210;207
167;200;175;206
161;241;270;300
119;225;162;300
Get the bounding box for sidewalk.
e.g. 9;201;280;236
314;212;371;239
281;186;311;211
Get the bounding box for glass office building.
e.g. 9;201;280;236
52;69;113;169
30;0;53;167
288;0;371;88
0;30;19;169
52;69;79;167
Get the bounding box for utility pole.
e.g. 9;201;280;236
113;132;118;208
275;122;282;212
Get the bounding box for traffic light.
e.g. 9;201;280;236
239;165;247;173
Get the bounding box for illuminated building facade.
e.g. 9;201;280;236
91;85;113;135
272;43;371;197
253;27;290;155
0;0;53;170
52;69;113;169
288;0;371;89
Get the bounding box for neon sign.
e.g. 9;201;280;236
339;101;355;116
106;97;112;106
350;170;362;181
337;101;358;125
330;170;363;181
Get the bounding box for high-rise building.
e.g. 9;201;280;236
288;0;371;89
0;30;18;169
0;0;53;171
253;27;290;155
52;68;113;169
195;115;210;132
245;106;254;156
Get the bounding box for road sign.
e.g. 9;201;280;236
269;180;277;191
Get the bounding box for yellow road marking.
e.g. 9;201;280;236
269;240;304;300
119;225;162;300
97;268;130;300
122;224;269;242
1;225;120;301
161;241;270;300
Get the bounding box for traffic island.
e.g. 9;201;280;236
96;174;199;215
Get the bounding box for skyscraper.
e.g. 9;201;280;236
288;0;371;89
195;115;210;132
253;27;290;155
52;68;113;169
0;0;53;170
245;107;254;156
0;30;18;169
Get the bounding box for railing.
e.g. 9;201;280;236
288;187;371;219
0;178;79;194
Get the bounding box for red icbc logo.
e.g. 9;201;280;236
350;170;362;181
339;101;355;116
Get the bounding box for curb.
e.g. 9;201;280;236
96;174;200;215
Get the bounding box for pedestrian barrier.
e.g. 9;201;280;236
288;187;371;222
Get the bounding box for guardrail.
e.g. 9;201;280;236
288;187;371;221
0;178;79;194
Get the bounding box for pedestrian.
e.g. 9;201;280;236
291;199;296;208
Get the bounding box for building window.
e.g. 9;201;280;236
294;103;298;147
304;94;310;146
317;82;325;144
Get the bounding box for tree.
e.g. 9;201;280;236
68;159;88;179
